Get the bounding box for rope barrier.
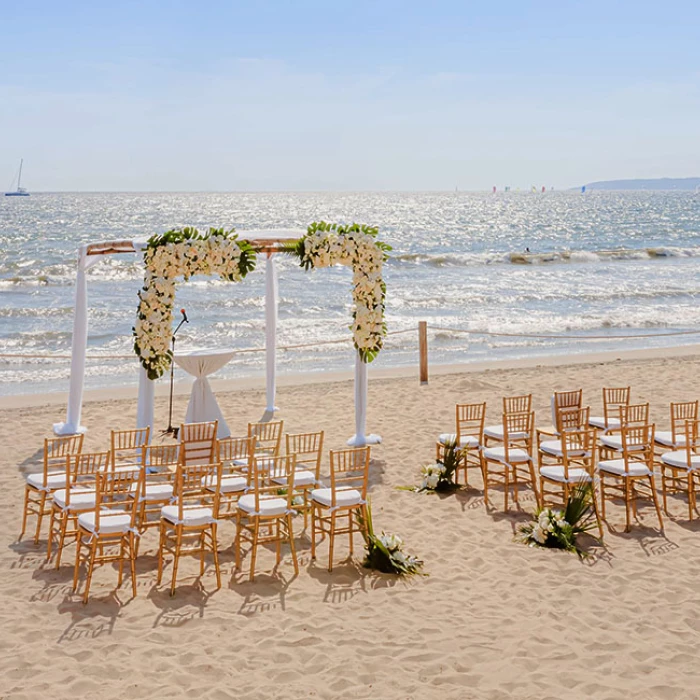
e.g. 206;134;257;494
1;324;697;362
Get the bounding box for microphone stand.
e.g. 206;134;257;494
163;315;188;439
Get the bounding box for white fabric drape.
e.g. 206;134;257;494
347;351;382;446
174;349;236;438
136;366;155;437
53;246;100;435
265;254;278;413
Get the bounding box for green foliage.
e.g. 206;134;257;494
519;484;599;557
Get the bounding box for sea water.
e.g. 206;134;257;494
1;190;699;396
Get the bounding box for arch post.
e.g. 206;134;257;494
347;351;382;447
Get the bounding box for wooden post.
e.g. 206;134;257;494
419;321;428;384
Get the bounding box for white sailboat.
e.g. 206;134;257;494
5;159;30;196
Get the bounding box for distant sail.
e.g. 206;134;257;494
581;185;586;194
492;186;496;193
541;186;545;193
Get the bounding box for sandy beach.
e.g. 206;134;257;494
3;348;700;700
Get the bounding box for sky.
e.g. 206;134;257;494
2;0;699;191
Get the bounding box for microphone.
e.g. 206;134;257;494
181;308;189;323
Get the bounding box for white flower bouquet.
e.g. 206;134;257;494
357;499;424;576
418;440;461;493
133;227;256;379
519;484;599;557
283;221;391;363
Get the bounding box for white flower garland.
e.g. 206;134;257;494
134;227;256;379
286;221;390;362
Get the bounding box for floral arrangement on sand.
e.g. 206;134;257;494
418;440;461;493
284;221;391;362
133;227;256;379
519;484;599;557
358;500;424;576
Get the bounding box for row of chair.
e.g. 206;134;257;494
436;389;700;533
20;420;372;602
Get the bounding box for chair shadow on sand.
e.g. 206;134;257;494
307;557;398;605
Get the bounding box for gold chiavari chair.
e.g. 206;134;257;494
110;427;150;470
20;434;84;543
248;420;284;458
205;436;255;520
537;407;590;471
599;403;650;458
435;403;486;488
47;450;110;568
283;431;325;527
483;394;532;446
310;447;370;572
550;389;583;433
659;419;700;520
589;387;631;434
235;454;298;581
598;423;663;532
73;465;143;604
179;421;218;466
482;410;537;511
538;427;603;537
655;401;699;453
157;461;223;596
130;443;180;542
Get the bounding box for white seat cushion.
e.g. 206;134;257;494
539;466;593;484
661;450;700;470
53;488;96;511
589;416;621;431
484;426;528;441
539;440;588;457
272;469;316;487
655;431;688;448
310;487;363;508
203;474;248;493
78;510;132;535
161;505;215;526
598;459;652;477
236;494;288;516
600;436;645;452
128;482;174;501
437;433;480;448
482;446;531;464
26;472;67;491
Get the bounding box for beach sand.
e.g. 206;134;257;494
2;348;700;700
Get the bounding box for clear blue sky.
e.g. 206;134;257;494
2;0;699;191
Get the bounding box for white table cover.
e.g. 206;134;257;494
174;349;236;438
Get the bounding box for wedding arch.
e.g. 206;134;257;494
54;222;390;446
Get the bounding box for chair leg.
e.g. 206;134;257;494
211;524;221;590
170;527;182;596
20;487;31;540
624;479;631;532
589;481;604;539
310;506;317;560
129;533;138;598
600;474;607;521
83;540;98;604
482;462;490;506
234;514;242;571
661;468;669;515
503;468;509;511
55;512;71;569
688;473;694;521
156;521;165;585
33;492;47;544
649;475;664;531
328;512;336;572
72;534;83;592
286;514;298;576
348;510;354;556
250;520;260;582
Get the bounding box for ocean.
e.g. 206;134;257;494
1;190;700;396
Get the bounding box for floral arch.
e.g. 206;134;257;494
133;221;390;380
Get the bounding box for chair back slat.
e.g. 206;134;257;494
502;411;534;464
71;451;110;483
250;454;296;514
143;443;180;469
111;427;150;468
551;390;583;432
218;435;255;466
618;423;655;472
179;421;218;465
43;435;84;484
558;406;590;434
602;387;631;424
172;462;222;520
93;466;142;533
248;420;284;456
560;427;597;479
683;419;700;462
670;401;699;441
618;403;650;428
329;447;370;505
503;394;532;414
455;403;486;443
285;431;324;475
